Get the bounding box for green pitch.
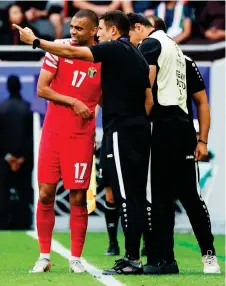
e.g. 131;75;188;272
0;231;225;286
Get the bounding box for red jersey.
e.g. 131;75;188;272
41;39;101;136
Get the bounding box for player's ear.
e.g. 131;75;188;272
135;23;142;32
91;26;98;37
111;25;117;36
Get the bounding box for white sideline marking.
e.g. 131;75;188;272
26;231;125;286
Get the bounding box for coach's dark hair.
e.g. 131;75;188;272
127;13;153;29
74;9;99;26
148;15;167;33
99;11;130;36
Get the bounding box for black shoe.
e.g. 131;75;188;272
105;242;120;256
103;258;143;275
143;260;179;275
163;260;179;274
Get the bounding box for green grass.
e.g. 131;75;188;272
0;231;100;286
0;231;225;286
55;232;225;286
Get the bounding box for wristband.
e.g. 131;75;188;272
198;139;208;145
33;38;40;49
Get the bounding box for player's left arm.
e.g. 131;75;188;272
193;89;210;161
193;89;210;144
186;56;210;161
186;56;210;143
12;24;94;62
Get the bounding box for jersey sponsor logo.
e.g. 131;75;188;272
88;67;97;78
186;155;194;160
65;59;73;64
75;179;85;183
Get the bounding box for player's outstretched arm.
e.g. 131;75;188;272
39;41;94;62
12;24;94;62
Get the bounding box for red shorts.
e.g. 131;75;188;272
38;131;94;189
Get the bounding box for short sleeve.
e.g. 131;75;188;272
185;56;205;94
183;5;192;19
89;41;118;63
139;38;161;66
42;39;65;74
42;52;59;74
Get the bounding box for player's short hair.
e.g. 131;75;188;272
99;11;130;36
147;15;167;33
127;13;153;30
74;9;99;26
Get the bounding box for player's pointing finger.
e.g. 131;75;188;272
12;24;23;31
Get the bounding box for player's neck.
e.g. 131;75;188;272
87;39;96;46
144;27;154;38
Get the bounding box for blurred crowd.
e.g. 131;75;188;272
0;0;225;46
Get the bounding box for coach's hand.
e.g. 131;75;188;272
12;24;36;45
72;99;93;120
195;142;208;161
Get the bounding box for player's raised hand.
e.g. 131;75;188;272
72;99;93;120
12;24;36;45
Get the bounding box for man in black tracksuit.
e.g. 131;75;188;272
127;13;221;275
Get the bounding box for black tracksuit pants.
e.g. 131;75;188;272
102;124;151;260
145;118;215;264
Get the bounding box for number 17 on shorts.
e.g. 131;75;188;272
74;162;87;183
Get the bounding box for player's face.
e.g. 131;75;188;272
70;16;97;46
129;28;142;47
97;19;113;43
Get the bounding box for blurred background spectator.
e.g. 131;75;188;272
121;0;159;15
197;1;226;42
72;0;121;16
152;1;193;44
0;75;33;230
0;4;40;45
15;1;63;39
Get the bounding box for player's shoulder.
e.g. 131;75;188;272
184;55;198;70
139;37;161;55
140;36;161;46
184;55;195;65
54;38;72;45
